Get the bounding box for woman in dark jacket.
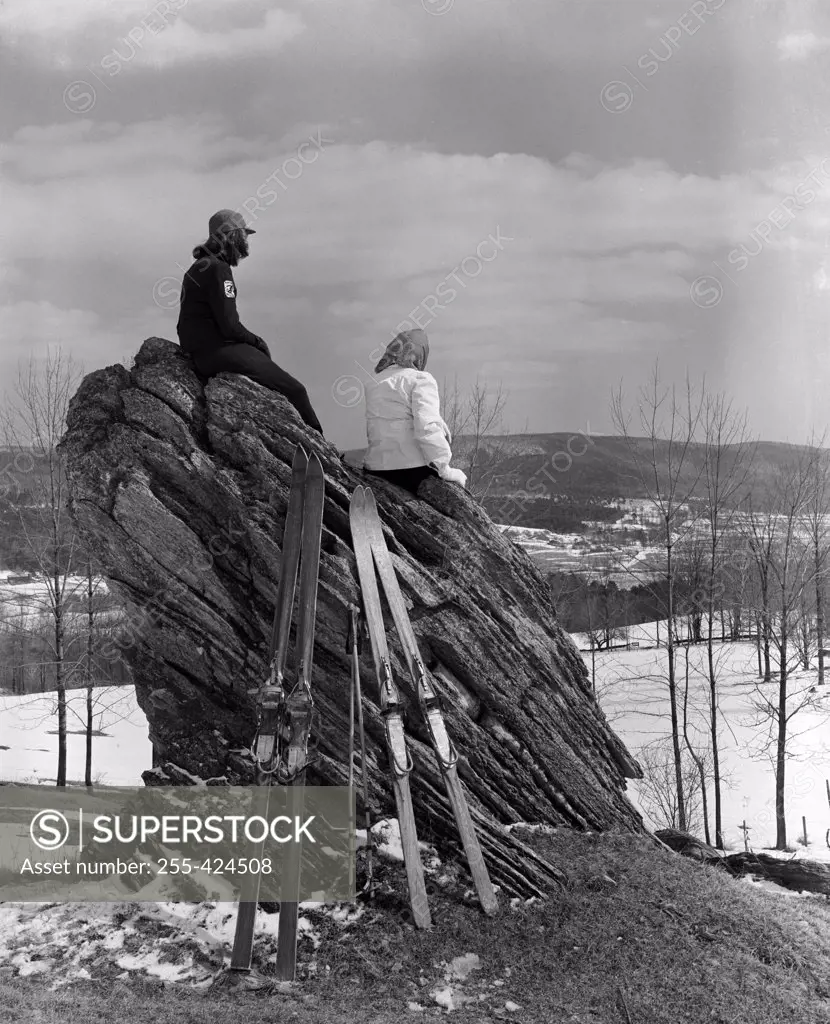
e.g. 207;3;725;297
177;209;323;434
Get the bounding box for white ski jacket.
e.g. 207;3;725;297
363;366;453;471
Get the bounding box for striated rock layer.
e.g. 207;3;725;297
59;338;643;898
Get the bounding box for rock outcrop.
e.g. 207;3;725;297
59;338;642;898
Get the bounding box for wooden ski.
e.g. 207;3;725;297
362;487;498;916
349;486;431;929
274;451;325;981
230;446;308;973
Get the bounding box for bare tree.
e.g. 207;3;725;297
442;375;529;498
60;549;133;786
679;641;712;843
636;734;709;835
0;597;30;695
698;395;756;848
83;554;100;787
793;586;815;671
0;350;84;787
546;571;581;628
611;365;706;832
745;451;817;849
720;533;754;642
583;593;598;693
675;531;708;644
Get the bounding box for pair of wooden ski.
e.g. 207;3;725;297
230;446;324;982
349;485;498;927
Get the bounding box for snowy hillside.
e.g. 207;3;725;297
0;822;464;998
3;625;826;861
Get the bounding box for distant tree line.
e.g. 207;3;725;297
548;572;669;637
0;598;133;696
482;495;631;534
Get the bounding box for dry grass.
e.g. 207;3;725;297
2;828;830;1023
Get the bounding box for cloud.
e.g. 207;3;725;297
0;300;174;376
1;300;102;347
0;0;304;69
0;0;152;36
4;120;823;326
4;114;828;439
2;117;273;179
813;263;830;292
1;0;706;77
0;301;113;382
6;120;825;261
118;7;305;69
778;31;830;61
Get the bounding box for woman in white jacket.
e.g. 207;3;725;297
363;329;467;495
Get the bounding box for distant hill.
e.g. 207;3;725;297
346;435;816;507
463;434;814;505
3;438;817;564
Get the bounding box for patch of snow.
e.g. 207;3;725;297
370;819;442;873
329;904;364;925
505;823;558;836
446;953;480;981
431;985;460;1011
116;950;190;981
16;959;52;977
0;896;349;987
372;819;405;862
428;952;487;1011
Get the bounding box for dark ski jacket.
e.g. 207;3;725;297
176;249;266;354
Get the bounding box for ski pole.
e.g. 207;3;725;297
348;603;374;895
348;638;355;792
347;608;356;897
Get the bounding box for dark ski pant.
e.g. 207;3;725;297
366;465;439;496
192;343;324;435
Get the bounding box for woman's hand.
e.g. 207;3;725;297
432;462;467;488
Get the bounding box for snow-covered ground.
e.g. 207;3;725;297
3;624;827;858
0;884;359;988
579;621;830;861
0;685;151;786
497;523;663;584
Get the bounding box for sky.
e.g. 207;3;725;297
2;0;830;448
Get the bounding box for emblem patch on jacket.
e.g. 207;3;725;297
223;280;236;298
